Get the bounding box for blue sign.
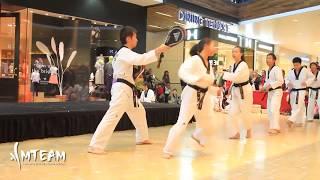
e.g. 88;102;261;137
178;9;229;32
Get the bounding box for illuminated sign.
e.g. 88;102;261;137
187;29;198;40
178;9;229;32
218;34;238;42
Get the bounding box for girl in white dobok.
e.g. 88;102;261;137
163;38;217;158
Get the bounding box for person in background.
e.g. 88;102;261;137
282;69;287;90
162;70;170;84
169;88;181;104
134;71;144;98
156;83;165;102
260;70;266;86
140;82;156;103
250;70;261;90
263;53;284;135
306;62;320;122
164;83;171;103
145;68;156;90
286;57;313;127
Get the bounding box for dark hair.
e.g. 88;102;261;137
189;44;199;56
292;57;302;64
198;38;213;53
120;26;137;45
310;62;318;68
267;53;277;60
233;46;245;61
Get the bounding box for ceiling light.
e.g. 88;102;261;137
155;12;172;17
292;19;299;22
174;21;185;26
30;10;33;13
114;25;117;28
93;21;97;24
148;25;162;29
45;13;49;16
58;16;62;18
314;41;320;44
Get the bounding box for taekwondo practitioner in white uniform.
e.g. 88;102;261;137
263;53;284;135
222;46;253;139
163;38;217;158
306;62;320;122
286;57;313;127
88;26;171;154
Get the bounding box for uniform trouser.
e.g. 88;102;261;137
163;86;214;155
228;84;253;135
267;90;283;130
307;90;320;121
289;90;306;124
89;83;149;150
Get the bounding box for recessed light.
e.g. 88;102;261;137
114;25;117;28
72;17;76;20
314;41;320;44
58;16;62;18
93;21;97;24
155;12;173;17
148;25;162;29
45;13;49;16
174;21;185;26
30;10;33;13
105;23;108;26
292;19;299;22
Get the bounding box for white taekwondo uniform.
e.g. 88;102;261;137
222;60;253;135
163;55;215;155
287;67;313;125
89;46;158;150
263;65;284;130
307;70;320;121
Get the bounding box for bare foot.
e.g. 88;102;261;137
136;140;152;145
88;146;107;155
287;120;294;128
162;153;173;159
191;134;204;147
229;132;240;139
268;129;280;135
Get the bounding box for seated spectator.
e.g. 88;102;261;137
134;71;144;98
140;82;155;103
155;83;165;102
169;89;181;104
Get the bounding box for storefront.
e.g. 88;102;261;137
0;0;147;103
146;4;273;90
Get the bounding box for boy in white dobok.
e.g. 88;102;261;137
286;57;313;127
222;46;253;139
88;26;171;154
163;38;217;158
306;62;320;122
263;53;284;135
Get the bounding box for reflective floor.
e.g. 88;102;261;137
0;112;319;180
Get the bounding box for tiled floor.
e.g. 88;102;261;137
0;112;319;180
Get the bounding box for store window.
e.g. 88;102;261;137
0;6;122;103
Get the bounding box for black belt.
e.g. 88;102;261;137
233;81;249;99
116;78;139;107
308;87;320;100
187;84;208;110
269;86;282;92
290;88;307;104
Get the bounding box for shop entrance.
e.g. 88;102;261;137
0;13;20;102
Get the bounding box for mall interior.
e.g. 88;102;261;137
0;0;320;179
